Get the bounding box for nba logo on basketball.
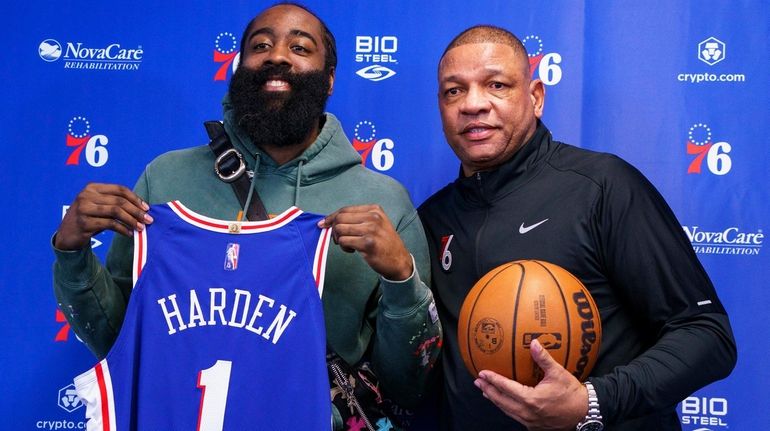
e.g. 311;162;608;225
224;243;240;271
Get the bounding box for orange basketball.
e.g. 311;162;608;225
457;260;601;386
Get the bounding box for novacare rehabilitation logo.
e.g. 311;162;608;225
39;38;143;71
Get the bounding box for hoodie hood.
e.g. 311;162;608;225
222;93;362;185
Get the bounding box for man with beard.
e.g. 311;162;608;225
53;4;440;429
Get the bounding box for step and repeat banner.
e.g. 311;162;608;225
2;1;767;429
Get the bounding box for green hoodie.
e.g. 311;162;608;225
53;98;441;413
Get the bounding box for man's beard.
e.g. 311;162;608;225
229;64;331;150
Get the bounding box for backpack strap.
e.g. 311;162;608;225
205;121;268;221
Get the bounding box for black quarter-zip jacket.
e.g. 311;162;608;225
418;122;736;430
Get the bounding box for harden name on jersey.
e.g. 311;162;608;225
157;287;297;344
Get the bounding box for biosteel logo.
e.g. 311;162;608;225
39;38;143;71
213;32;240;81
679;396;729;429
355;35;398;82
683;226;763;256
522;35;563;86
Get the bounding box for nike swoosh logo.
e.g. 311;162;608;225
519;219;549;234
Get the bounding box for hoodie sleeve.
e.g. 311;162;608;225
371;208;443;408
52;172;150;359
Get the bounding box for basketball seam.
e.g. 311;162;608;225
511;262;525;383
467;263;513;377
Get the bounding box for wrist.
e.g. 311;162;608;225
576;381;603;431
381;254;415;282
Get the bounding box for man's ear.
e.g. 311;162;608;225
327;67;335;95
529;78;545;118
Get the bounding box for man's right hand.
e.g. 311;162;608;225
54;183;153;251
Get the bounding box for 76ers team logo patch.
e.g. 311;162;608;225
440;234;454;271
224;243;240;271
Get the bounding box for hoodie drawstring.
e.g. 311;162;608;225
242;153;261;220
294;160;304;207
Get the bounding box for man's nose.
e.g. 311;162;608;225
264;44;291;67
460;86;491;115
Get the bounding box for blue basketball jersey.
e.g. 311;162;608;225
74;201;332;431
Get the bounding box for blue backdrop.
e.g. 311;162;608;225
2;1;767;429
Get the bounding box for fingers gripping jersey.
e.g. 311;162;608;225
74;201;332;431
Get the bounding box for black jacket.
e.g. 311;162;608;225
418;122;736;430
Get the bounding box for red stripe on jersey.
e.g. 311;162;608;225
136;229;145;279
95;362;111;431
170;201;300;231
240;207;300;230
196;369;206;431
315;228;331;287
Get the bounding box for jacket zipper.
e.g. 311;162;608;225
330;360;375;431
474;172;490;277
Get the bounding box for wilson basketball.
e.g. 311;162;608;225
457;260;601;386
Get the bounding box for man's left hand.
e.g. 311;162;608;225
319;204;413;281
475;339;588;431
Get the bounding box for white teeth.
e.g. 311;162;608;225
266;80;288;87
468;127;486;133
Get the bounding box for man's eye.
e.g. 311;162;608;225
292;45;309;53
490;82;506;89
253;42;270;50
445;88;460;96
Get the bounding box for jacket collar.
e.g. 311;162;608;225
455;120;554;205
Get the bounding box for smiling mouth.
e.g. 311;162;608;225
461;124;495;140
264;79;291;91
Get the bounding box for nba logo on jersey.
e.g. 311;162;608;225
224;243;239;271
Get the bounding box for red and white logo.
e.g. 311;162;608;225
66;116;109;167
54;309;71;342
213;32;239;81
522;35;563;86
686;123;732;175
351;120;395;171
440;235;454;271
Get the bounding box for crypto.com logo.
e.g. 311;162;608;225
58;383;84;413
355;36;398;82
213;32;240;81
522;35;563;86
698;37;725;66
66;116;109;167
686;123;732;175
351;120;395;171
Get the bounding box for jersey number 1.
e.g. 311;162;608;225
197;360;232;431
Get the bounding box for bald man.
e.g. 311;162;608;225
418;25;735;431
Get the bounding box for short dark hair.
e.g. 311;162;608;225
441;25;527;63
239;2;337;72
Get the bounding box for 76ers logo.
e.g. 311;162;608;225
687;123;732;175
440;235;454;271
66;116;109;167
213;32;240;81
351;120;395;171
522;35;563;86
